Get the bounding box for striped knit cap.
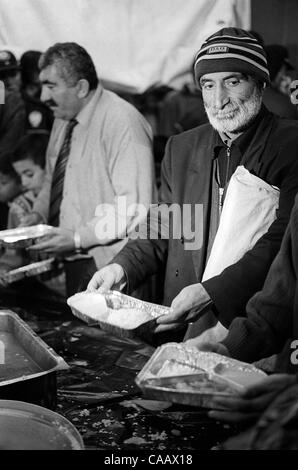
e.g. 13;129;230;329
194;27;270;87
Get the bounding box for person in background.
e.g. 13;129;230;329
20;50;42;100
0;154;33;229
0;50;26;155
0;155;29;283
11;133;47;201
120;85;174;189
88;28;298;344
154;72;208;188
157;81;208;138
0;154;33;283
263;44;297;119
0;50;27;228
21;42;156;296
0;50;22;93
0;135;48;285
20;50;54;134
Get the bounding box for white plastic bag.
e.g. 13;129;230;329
189;165;280;343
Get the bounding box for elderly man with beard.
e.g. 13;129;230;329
88;28;298;343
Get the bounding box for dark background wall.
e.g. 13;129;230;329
251;0;298;70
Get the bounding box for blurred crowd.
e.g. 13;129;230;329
0;49;53;231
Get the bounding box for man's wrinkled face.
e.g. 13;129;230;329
39;64;80;120
200;72;263;134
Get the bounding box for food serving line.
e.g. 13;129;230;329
0;226;258;450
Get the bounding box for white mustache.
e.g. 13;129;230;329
210;106;239;118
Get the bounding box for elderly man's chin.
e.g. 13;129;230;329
206;107;260;134
208;114;246;134
205;92;263;135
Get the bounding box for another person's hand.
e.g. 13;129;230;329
19;212;43;227
208;374;297;424
28;228;75;255
154;283;211;333
87;263;126;293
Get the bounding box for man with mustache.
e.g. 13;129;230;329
21;42;155;295
88;28;298;342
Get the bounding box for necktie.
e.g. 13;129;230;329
48;118;78;226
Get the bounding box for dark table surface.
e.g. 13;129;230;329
0;289;243;451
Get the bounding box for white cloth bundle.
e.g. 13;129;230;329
194;165;280;343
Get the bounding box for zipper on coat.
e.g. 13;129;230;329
219;187;224;216
218;144;231;216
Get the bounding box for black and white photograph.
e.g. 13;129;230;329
0;0;297;457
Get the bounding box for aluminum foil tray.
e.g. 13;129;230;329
67;290;170;339
0;309;68;387
0;224;54;248
135;342;266;409
1;258;56;285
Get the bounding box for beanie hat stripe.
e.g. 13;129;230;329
196;43;268;63
203;34;259;44
194;27;270;85
201;40;264;51
195;53;269;75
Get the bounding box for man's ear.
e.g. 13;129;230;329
77;79;90;99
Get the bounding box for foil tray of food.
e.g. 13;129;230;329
135;342;267;409
1;258;56;285
0;224;54;248
0;310;69;408
67;290;170;338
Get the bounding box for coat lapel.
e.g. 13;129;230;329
186;131;216;279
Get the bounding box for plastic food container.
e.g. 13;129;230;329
135;342;267;409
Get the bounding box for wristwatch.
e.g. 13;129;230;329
73;231;81;253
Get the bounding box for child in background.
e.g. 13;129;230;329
11;133;48;225
0;133;48;284
0;154;32;278
0;154;32;229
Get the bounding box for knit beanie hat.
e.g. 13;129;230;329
194;27;270;87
